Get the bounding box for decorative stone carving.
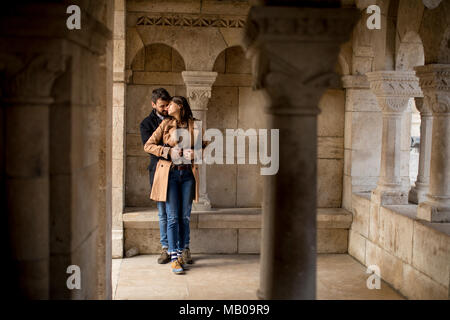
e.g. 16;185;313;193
244;7;357;43
415;64;450;222
342;75;370;89
243;7;359;116
422;0;443;9
188;90;211;110
136;15;246;28
415;64;450;114
367;73;422;95
182;71;218;111
1;53;67;104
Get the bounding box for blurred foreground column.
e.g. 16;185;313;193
2;54;65;299
243;4;358;299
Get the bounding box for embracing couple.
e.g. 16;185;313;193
140;88;203;275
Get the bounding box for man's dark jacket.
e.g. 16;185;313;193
140;109;166;188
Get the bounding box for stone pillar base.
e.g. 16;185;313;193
417;202;450;222
371;187;409;205
112;229;124;258
192;195;212;211
409;183;429;204
256;288;264;300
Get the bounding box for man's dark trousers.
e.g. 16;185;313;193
140;109;168;249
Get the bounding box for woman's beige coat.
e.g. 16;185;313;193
143;118;201;202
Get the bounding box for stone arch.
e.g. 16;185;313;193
130;43;186;72
372;0;399;71
350;8;375;74
395;0;425;70
207;45;262;208
135;26;227;71
419;0;450;64
212;45;251;75
125;42;187;208
337;41;352;76
396;31;425;70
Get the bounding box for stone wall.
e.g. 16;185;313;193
124;0;346;209
317;89;345;208
207;46;264;208
349;193;449;299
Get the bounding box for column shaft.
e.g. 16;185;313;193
5;100;51;299
409;97;432;204
416;64;450;222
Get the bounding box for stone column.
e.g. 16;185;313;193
112;0;126;259
415;64;450;222
342;75;381;211
2;53;65;299
409;97;433;204
366;71;422;205
181;71;218;210
243;6;358;299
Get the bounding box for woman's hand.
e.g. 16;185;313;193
170;146;183;161
183;149;194;161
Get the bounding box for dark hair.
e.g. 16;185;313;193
151;88;171;104
170;96;193;123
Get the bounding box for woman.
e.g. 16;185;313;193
144;96;201;275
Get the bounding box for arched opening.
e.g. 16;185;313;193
208;45;263;208
125;43;186;208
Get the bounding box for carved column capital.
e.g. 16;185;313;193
414;97;433;115
181;71;218;111
415;64;450;115
422;0;443;9
0;53;66;105
366;71;423;113
243;6;359;115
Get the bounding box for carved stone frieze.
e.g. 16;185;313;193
366;71;423;113
136;14;246;28
341;75;370;89
243;6;359;44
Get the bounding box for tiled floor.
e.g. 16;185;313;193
112;254;404;300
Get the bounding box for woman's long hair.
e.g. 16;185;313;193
171;96;194;124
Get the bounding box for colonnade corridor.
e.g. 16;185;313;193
2;0;449;300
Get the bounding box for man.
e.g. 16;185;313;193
140;88;171;264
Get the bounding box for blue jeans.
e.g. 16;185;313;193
157;201;168;248
166;168;195;253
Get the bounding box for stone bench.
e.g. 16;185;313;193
122;207;352;254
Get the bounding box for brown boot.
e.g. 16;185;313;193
171;259;185;275
157;247;170;264
177;256;189;270
182;248;193;264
